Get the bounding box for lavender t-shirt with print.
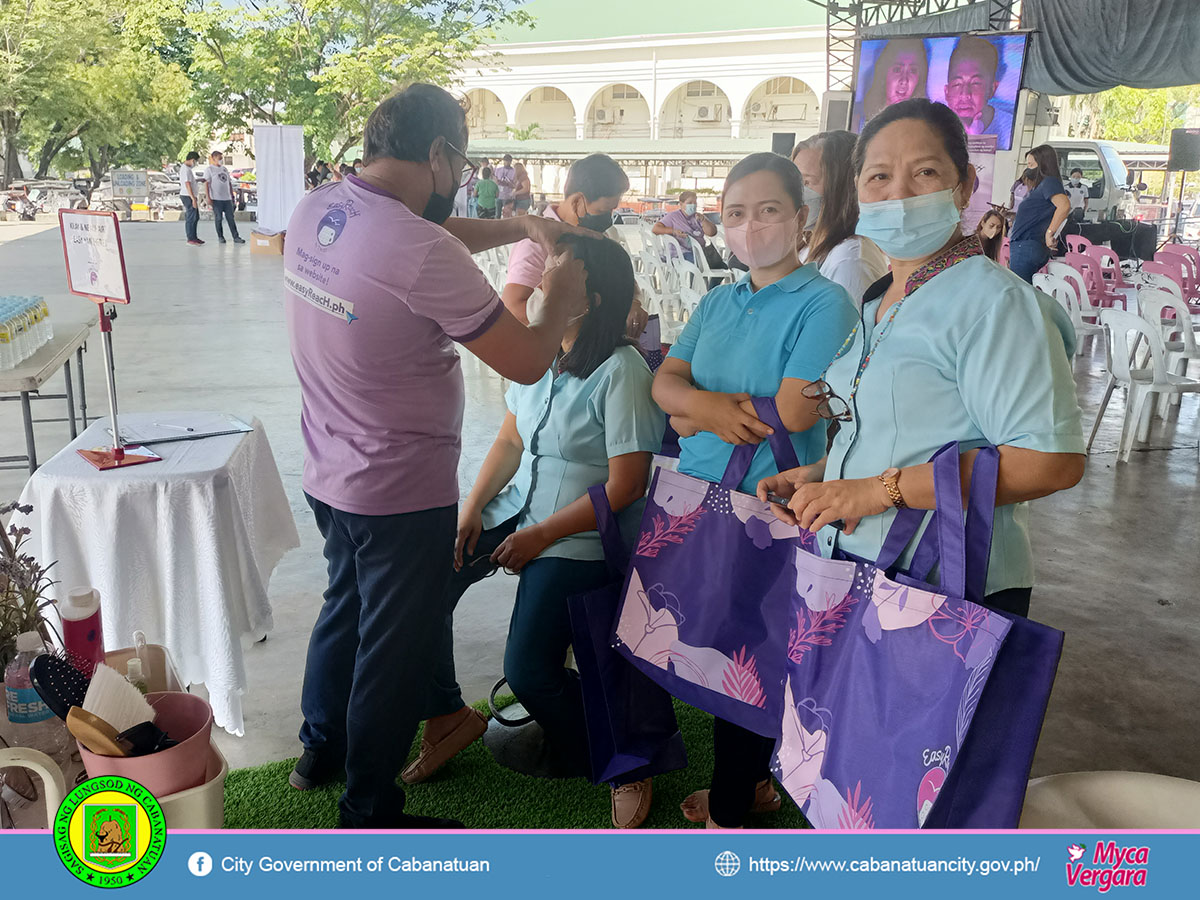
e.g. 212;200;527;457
284;175;503;516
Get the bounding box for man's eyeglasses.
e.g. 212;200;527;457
444;140;478;189
802;380;852;422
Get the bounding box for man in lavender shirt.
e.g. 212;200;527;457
494;154;516;217
284;84;590;828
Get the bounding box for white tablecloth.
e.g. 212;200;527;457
15;413;300;735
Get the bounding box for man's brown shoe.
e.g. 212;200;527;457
400;707;488;784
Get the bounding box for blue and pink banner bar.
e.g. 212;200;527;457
3;828;1196;898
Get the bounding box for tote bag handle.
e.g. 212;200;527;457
588;484;629;578
719;396;801;491
874;443;999;604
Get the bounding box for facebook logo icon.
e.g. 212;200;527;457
188;852;213;877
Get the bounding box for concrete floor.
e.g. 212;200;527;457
1;220;1197;784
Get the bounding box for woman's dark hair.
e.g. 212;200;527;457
556;234;636;379
863;39;929;121
363;83;467;165
853;98;970;183
974;208;1007;261
724;152;805;211
480;166;492;179
792;130;859;267
1026;144;1062;189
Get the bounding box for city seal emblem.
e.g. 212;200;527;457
54;776;166;888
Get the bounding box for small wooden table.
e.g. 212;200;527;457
0;323;90;474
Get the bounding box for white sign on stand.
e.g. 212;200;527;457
59;209;131;304
57;210;158;470
111;170;149;201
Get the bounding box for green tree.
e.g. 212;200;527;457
188;0;528;167
1066;85;1200;144
60;48;191;186
0;0;114;185
11;0;193;180
505;123;542;141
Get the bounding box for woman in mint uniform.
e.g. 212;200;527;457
758;99;1085;619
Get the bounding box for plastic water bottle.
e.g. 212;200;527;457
60;587;106;674
3;632;70;764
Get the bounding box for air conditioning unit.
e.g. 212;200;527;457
595;108;613;124
695;103;723;122
751;102;764;115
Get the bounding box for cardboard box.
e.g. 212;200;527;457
250;230;284;255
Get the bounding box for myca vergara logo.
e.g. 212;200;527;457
1065;841;1149;892
54;776;166;888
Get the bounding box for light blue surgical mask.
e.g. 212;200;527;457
855;188;962;261
683;202;697;216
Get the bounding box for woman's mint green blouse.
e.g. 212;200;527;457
818;249;1085;594
482;345;665;561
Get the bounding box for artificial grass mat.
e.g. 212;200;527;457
223;698;811;829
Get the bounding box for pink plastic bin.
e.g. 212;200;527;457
77;692;214;796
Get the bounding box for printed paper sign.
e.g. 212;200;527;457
111;170;148;200
59;209;131;303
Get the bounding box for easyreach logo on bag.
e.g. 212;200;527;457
1065;841;1149;892
54;776;166;888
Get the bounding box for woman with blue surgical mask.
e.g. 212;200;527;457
791;131;888;305
758;99;1086;620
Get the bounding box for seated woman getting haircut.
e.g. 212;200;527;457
407;234;666;830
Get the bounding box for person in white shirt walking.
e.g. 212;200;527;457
206;151;245;244
180;151;203;245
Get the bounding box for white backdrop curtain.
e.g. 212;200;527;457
253;124;306;233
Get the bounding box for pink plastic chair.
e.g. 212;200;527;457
998;237;1010;268
1156;245;1200;305
1064;252;1123;309
1066;235;1093;255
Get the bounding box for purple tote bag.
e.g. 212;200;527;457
773;444;1016;829
568;485;687;785
613;397;811;738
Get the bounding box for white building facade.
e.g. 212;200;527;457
455;2;832;198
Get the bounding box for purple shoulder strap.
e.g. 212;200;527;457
719;397;801;491
588;484;628;577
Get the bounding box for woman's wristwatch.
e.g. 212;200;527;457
879;467;907;509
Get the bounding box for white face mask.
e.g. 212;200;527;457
803;186;822;230
856;188;962;261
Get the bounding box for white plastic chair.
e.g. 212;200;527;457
1046;260;1101;322
0;747;66;828
1020;771;1200;829
1138;286;1200;414
1034;273;1103;355
686;236;735;284
613;224;645;256
1099;308;1200;461
711;224;729;261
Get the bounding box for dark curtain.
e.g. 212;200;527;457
1021;0;1200;93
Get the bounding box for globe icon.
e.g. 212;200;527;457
714;850;741;877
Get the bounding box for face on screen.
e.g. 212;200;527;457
945;55;998;123
886;51;923;105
